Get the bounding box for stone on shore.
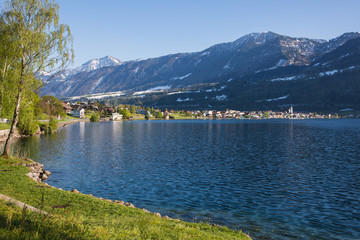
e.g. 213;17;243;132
142;208;150;213
124;202;135;208
71;189;80;193
23;160;50;183
40;173;48;180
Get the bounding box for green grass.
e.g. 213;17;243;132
132;113;145;120
0;123;11;131
0;157;250;239
59;115;79;121
170;113;195;120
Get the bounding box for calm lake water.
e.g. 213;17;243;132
12;119;360;239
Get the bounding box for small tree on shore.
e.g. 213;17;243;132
0;0;73;157
155;111;163;119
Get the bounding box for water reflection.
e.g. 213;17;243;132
10;119;360;240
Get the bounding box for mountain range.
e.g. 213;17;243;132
41;31;360;112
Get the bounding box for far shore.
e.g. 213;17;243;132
0;116;355;143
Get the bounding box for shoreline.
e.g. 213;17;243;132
0;119;89;143
20;157;251;238
0;156;250;239
56;119;89;129
25;158;181;221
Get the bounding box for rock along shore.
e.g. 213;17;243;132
22;158;175;221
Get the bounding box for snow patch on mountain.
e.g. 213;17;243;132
257;94;289;102
318;66;359;77
319;70;338;77
148;85;171;91
215;95;227;101
133;85;171;95
201;52;210;56
133;67;140;73
90;77;104;94
266;95;289;102
69;91;125;100
270;76;299;82
223;63;231;69
276;59;288;67
64;84;72;95
173;73;192;80
176;98;192;102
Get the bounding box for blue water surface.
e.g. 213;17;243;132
14;119;360;239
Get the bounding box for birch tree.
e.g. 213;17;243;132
1;0;73;157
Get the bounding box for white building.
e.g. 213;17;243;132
72;108;85;118
112;112;123;120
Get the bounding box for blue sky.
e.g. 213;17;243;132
57;0;360;67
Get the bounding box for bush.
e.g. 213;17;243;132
38;118;58;134
90;114;99;122
155;111;163;119
49;118;58;131
17;106;39;135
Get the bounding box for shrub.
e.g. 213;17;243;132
90;114;99;122
38;118;58;134
17;106;39;135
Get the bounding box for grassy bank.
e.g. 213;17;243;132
0;157;250;239
0;123;11;131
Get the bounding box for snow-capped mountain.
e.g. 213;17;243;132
41;32;360;111
74;56;121;73
47;56;121;81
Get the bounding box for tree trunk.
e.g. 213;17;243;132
1;90;22;157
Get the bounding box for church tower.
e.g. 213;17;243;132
289;105;293;114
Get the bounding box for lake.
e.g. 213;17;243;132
12;119;360;239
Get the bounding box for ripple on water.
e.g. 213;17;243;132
11;119;360;240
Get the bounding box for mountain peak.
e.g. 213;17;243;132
75;56;122;73
232;31;280;48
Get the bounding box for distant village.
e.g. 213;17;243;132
61;101;344;120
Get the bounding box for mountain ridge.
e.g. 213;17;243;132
40;31;360;111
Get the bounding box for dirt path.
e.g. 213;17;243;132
0;193;50;216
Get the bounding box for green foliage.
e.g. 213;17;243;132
17;105;38;135
0;0;73;156
37;95;65;118
37;113;49;120
120;108;131;119
38;118;58;134
90;114;99;122
49;118;58;131
145;112;150;120
130;105;137;114
155;111;163;119
264;111;269;118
